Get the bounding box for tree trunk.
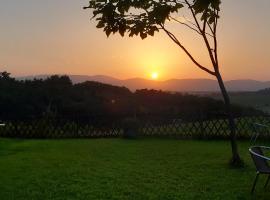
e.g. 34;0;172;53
215;70;243;167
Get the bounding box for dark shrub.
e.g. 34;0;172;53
122;118;139;139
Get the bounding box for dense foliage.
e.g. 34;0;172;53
0;72;261;121
84;0;221;39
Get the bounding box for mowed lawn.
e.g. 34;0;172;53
0;138;269;200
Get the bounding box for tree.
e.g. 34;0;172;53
84;0;243;166
0;71;13;80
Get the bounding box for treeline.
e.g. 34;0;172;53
0;72;262;121
258;88;270;94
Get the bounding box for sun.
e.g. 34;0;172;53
151;72;159;80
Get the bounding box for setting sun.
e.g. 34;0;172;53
151;72;159;80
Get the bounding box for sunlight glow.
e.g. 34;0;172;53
151;72;159;80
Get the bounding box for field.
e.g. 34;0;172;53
1;138;270;199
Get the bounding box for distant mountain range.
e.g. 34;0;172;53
17;75;270;92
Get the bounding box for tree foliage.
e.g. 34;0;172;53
84;0;220;39
0;72;261;121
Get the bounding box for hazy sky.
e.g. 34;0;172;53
0;0;270;80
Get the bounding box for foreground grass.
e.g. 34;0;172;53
0;138;269;200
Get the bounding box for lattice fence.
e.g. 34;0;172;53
139;116;270;139
0;116;269;139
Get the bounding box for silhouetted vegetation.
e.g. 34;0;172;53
0;72;263;122
201;91;270;114
258;88;270;94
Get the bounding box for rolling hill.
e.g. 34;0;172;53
17;75;270;92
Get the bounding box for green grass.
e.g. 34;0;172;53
0;138;269;200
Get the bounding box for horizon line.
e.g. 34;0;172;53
12;73;270;82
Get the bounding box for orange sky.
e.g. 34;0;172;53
0;0;270;81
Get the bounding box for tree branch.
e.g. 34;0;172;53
203;18;207;33
184;0;202;32
185;0;217;68
169;16;214;38
207;21;214;35
160;24;216;76
182;15;199;29
213;9;219;70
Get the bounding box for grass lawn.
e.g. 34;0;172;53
0;138;269;200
